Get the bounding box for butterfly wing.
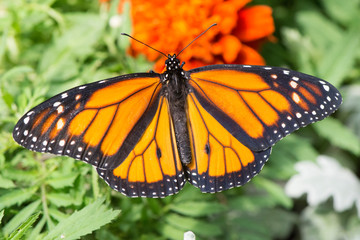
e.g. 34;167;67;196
97;96;186;197
186;93;271;193
185;64;341;193
188;65;342;152
13;73;163;170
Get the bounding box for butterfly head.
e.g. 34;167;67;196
165;54;183;71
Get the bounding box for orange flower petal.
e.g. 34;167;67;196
115;0;274;67
212;35;242;63
236;5;275;42
213;2;241;34
238;45;265;65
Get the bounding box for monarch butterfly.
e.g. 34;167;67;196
13;25;342;198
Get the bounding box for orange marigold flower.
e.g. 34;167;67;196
107;0;275;71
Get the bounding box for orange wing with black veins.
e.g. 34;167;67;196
185;93;271;193
188;65;342;152
13;73;163;170
97;96;186;197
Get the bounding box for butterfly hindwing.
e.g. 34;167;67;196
186;93;271;193
188;65;342;152
13;73;162;169
97;96;186;198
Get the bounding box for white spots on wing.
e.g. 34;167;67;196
78;147;83;152
78;86;86;90
319;80;326;85
32;136;37;142
24;116;30;124
312;110;317;115
70;140;76;145
75;94;81;101
292;76;299;81
27;111;35;116
327;96;331;102
323;85;330;91
59;139;65;147
296;112;302;118
243;65;252;68
292;92;301;103
264;67;272;70
290;81;298;89
283;70;290;75
61;93;68;98
320;104;325;109
271;74;278;79
43;140;48;146
57;105;64;114
99;80;107;84
53;102;61;107
24;130;28;136
281;123;286;128
56;118;65;130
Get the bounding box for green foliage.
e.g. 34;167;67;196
43;198;120;240
1;0;360;239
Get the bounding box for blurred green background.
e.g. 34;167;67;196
1;0;360;239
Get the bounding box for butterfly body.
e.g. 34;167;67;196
13;54;342;198
162;54;192;165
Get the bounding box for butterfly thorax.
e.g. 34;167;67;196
162;54;192;165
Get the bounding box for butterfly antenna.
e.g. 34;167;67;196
177;23;217;57
121;33;167;57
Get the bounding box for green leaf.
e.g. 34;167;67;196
229;208;296;240
47;173;78;189
169;201;226;217
3;200;41;236
38;13;106;84
286;156;360;216
296;10;342;51
265;134;318;180
317;19;360;87
159;224;185;240
314;117;360;155
0;175;16;189
164;213;222;237
253;178;292;209
0;210;4;224
339;85;360;138
7;212;41;240
43;198;120;240
27;215;47;240
320;0;360;25
0;187;37;209
47;193;77;207
0;65;34;83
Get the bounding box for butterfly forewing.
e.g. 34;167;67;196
13;73;162;169
188;64;342;152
